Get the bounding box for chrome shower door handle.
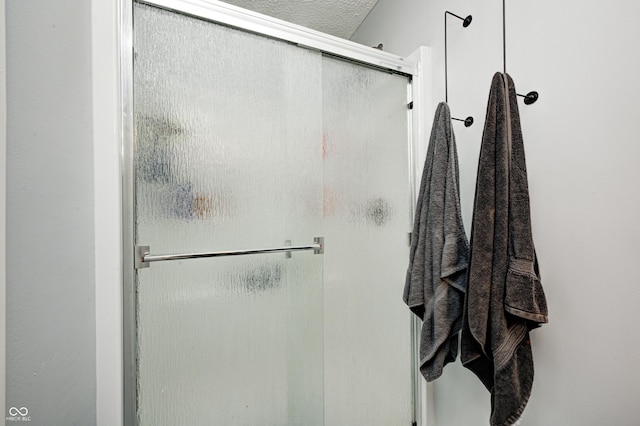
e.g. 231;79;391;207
135;237;324;269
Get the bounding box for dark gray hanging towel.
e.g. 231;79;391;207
404;102;469;381
461;73;548;426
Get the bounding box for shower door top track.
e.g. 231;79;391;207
135;0;418;75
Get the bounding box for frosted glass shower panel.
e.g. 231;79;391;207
133;3;324;425
134;2;324;253
135;255;323;426
321;56;414;425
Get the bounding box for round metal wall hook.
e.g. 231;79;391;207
517;91;539;105
452;116;474;127
446;11;473;28
444;10;473;112
503;0;539;104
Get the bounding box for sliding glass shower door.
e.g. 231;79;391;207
130;2;414;425
320;56;414;425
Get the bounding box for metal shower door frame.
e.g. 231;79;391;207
121;1;426;424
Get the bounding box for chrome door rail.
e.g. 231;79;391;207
138;0;417;75
135;237;324;269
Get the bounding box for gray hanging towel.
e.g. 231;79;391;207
404;102;469;381
461;73;548;426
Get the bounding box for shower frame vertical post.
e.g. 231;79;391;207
120;0;136;424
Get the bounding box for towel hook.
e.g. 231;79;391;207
503;0;539;105
517;91;539;105
451;117;474;127
445;11;474;126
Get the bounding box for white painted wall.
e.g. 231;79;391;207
354;0;640;425
6;1;99;424
6;0;123;424
1;0;7;421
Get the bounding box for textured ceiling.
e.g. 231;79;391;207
220;0;380;39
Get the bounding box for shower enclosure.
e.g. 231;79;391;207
122;1;423;424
